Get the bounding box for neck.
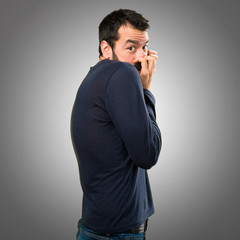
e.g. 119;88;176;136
99;56;110;61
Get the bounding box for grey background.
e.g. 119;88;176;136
0;0;239;239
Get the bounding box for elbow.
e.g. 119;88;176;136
141;147;161;170
135;136;162;170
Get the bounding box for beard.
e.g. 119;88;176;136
112;48;119;61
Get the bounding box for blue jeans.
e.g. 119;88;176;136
76;220;146;240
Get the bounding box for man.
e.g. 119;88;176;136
71;9;162;240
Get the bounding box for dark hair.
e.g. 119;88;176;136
98;9;150;56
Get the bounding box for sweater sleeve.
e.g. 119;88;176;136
104;63;161;169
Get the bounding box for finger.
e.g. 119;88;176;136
148;50;157;55
147;50;158;61
133;57;144;64
147;50;157;56
146;56;156;65
133;57;147;69
139;57;149;74
146;56;156;76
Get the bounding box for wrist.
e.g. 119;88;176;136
143;86;151;90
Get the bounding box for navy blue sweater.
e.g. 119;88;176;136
71;59;161;234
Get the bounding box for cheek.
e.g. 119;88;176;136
122;55;136;64
115;49;136;64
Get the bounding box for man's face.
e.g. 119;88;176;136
110;24;149;65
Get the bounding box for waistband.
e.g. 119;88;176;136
122;219;148;234
79;219;149;235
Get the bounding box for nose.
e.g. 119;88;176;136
136;48;147;59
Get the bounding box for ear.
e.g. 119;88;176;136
100;40;113;59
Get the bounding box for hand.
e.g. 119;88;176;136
133;50;158;90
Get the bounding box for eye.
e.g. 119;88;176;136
142;45;148;51
128;46;135;51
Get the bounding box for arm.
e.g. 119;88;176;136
105;63;161;169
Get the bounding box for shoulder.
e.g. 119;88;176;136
105;61;142;93
98;60;138;75
109;61;139;81
112;61;137;73
96;60;140;86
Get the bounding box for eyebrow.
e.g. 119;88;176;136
125;39;149;45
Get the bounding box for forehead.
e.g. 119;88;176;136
117;24;149;43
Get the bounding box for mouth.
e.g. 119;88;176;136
134;62;142;71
